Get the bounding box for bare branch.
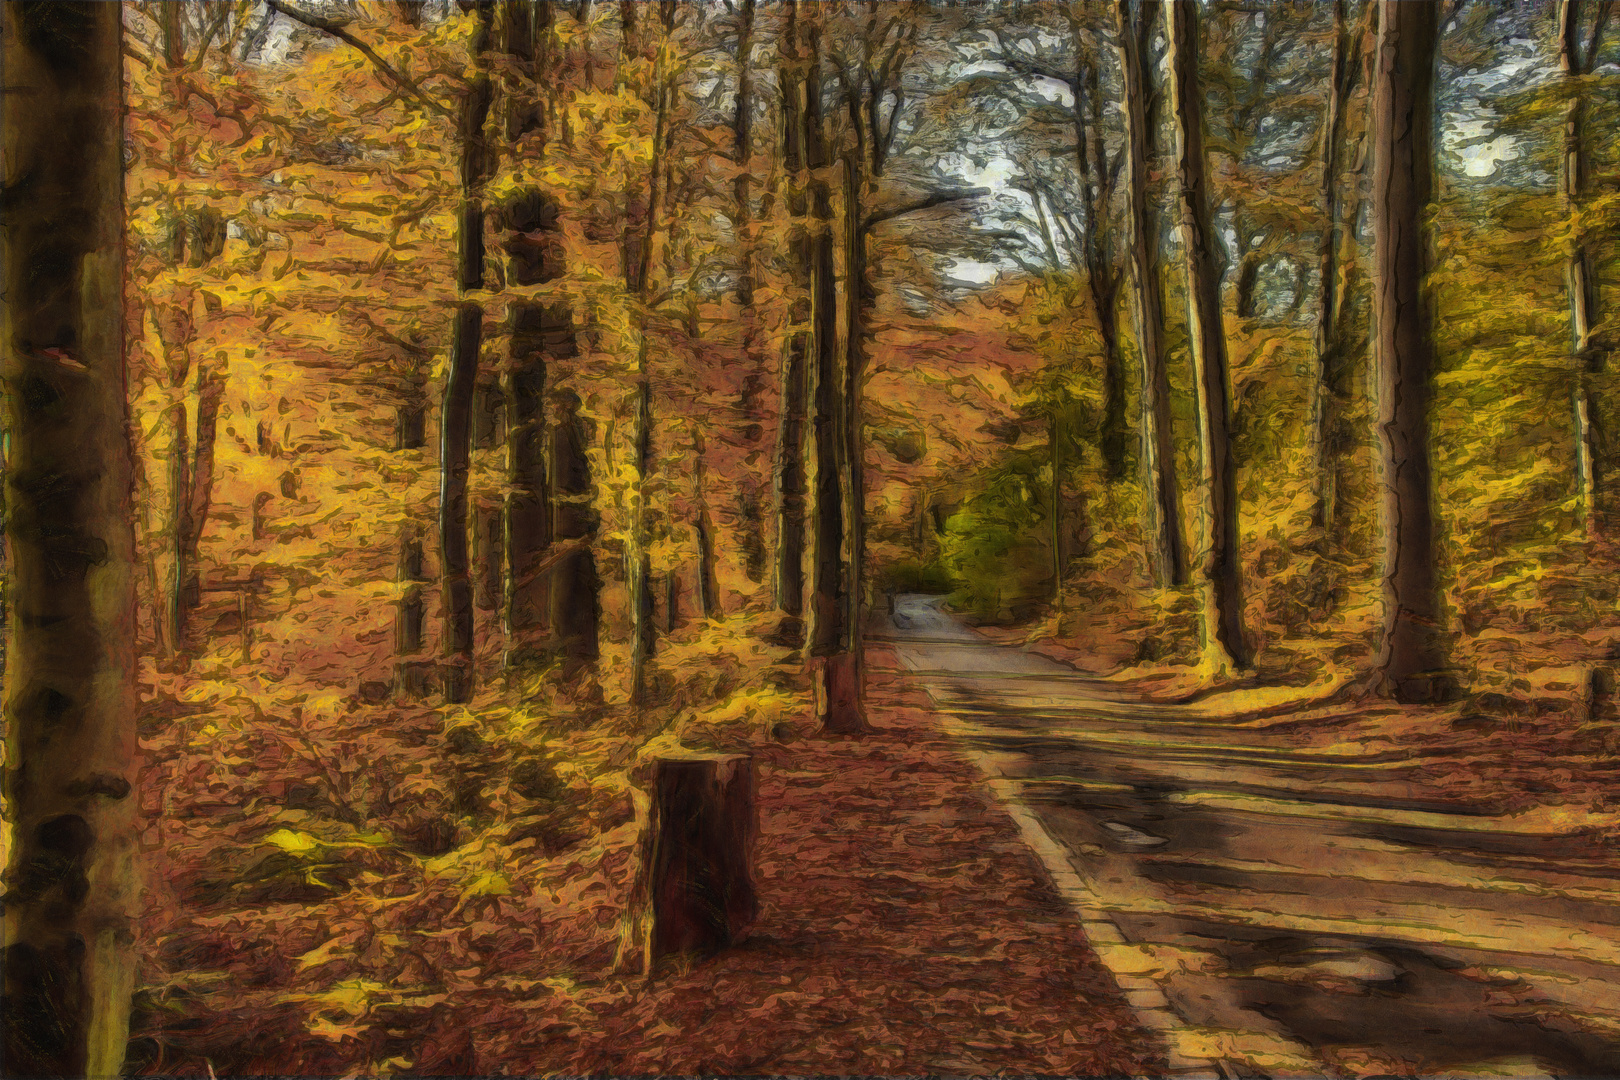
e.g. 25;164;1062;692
863;187;990;233
264;0;455;119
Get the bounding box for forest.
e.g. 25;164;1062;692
3;0;1620;1077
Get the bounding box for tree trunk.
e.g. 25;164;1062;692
441;3;496;703
169;373;223;650
1051;414;1065;605
625;754;758;974
1562;0;1606;538
1116;0;1186;589
770;1;810;642
1370;0;1448;701
1168;0;1249;672
441;305;480;703
1311;0;1358;551
1073;45;1130;483
550;394;600;670
803;20;866;734
626;4;676;707
504;303;571;664
692;430;721;621
1;6;137;1077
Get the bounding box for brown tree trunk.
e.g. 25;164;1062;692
441;3;496;703
1370;0;1448;701
1562;0;1607;537
1168;0;1249;672
802;15;865;734
770;1;810;642
1050;414;1065;604
626;3;676;706
169;373;224;650
692;431;721;621
550;393;600;669
625;754;759;973
1;6;137;1076
1311;0;1361;550
1116;0;1186;589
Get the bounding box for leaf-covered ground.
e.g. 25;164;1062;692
129;642;1159;1078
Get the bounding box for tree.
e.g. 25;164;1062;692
1370;0;1447;701
1561;0;1613;537
1;4;138;1077
1166;0;1248;672
1310;0;1373;550
1115;0;1186;589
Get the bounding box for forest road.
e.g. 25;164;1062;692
881;593;1620;1079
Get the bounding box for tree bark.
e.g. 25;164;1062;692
1;5;137;1077
1116;0;1186;589
770;1;809;641
1561;0;1607;538
550;394;600;669
625;754;758;973
1168;0;1249;672
441;3;496;703
1311;0;1361;551
802;15;866;734
1370;0;1448;701
168;373;224;651
692;431;721;621
626;3;676;706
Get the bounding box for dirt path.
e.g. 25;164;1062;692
888;593;1620;1079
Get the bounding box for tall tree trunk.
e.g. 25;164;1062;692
441;3;496;703
729;0;768;591
550;393;600;669
1312;0;1364;550
801;16;863;732
770;0;809;641
1370;0;1448;701
1562;0;1607;538
1;6;137;1077
1050;414;1065;605
692;431;721;620
168;373;224;651
626;3;675;706
1073;46;1129;482
1116;0;1186;589
1169;0;1249;672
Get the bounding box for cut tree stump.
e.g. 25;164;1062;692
628;753;759;973
812;652;868;734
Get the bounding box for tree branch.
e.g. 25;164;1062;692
863;188;989;233
264;0;455;118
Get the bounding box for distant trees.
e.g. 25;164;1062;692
2;4;138;1076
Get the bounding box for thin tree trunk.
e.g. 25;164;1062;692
1562;0;1607;538
1075;47;1130;482
1169;0;1248;672
693;431;721;621
441;3;496;703
1;6;137;1076
771;0;809;639
1312;0;1364;550
1051;414;1065;605
1116;0;1186;589
550;394;600;668
627;3;675;706
1370;0;1448;701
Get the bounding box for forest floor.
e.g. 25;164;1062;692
130;636;1162;1077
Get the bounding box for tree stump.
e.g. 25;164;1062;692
812;652;868;734
629;754;758;973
